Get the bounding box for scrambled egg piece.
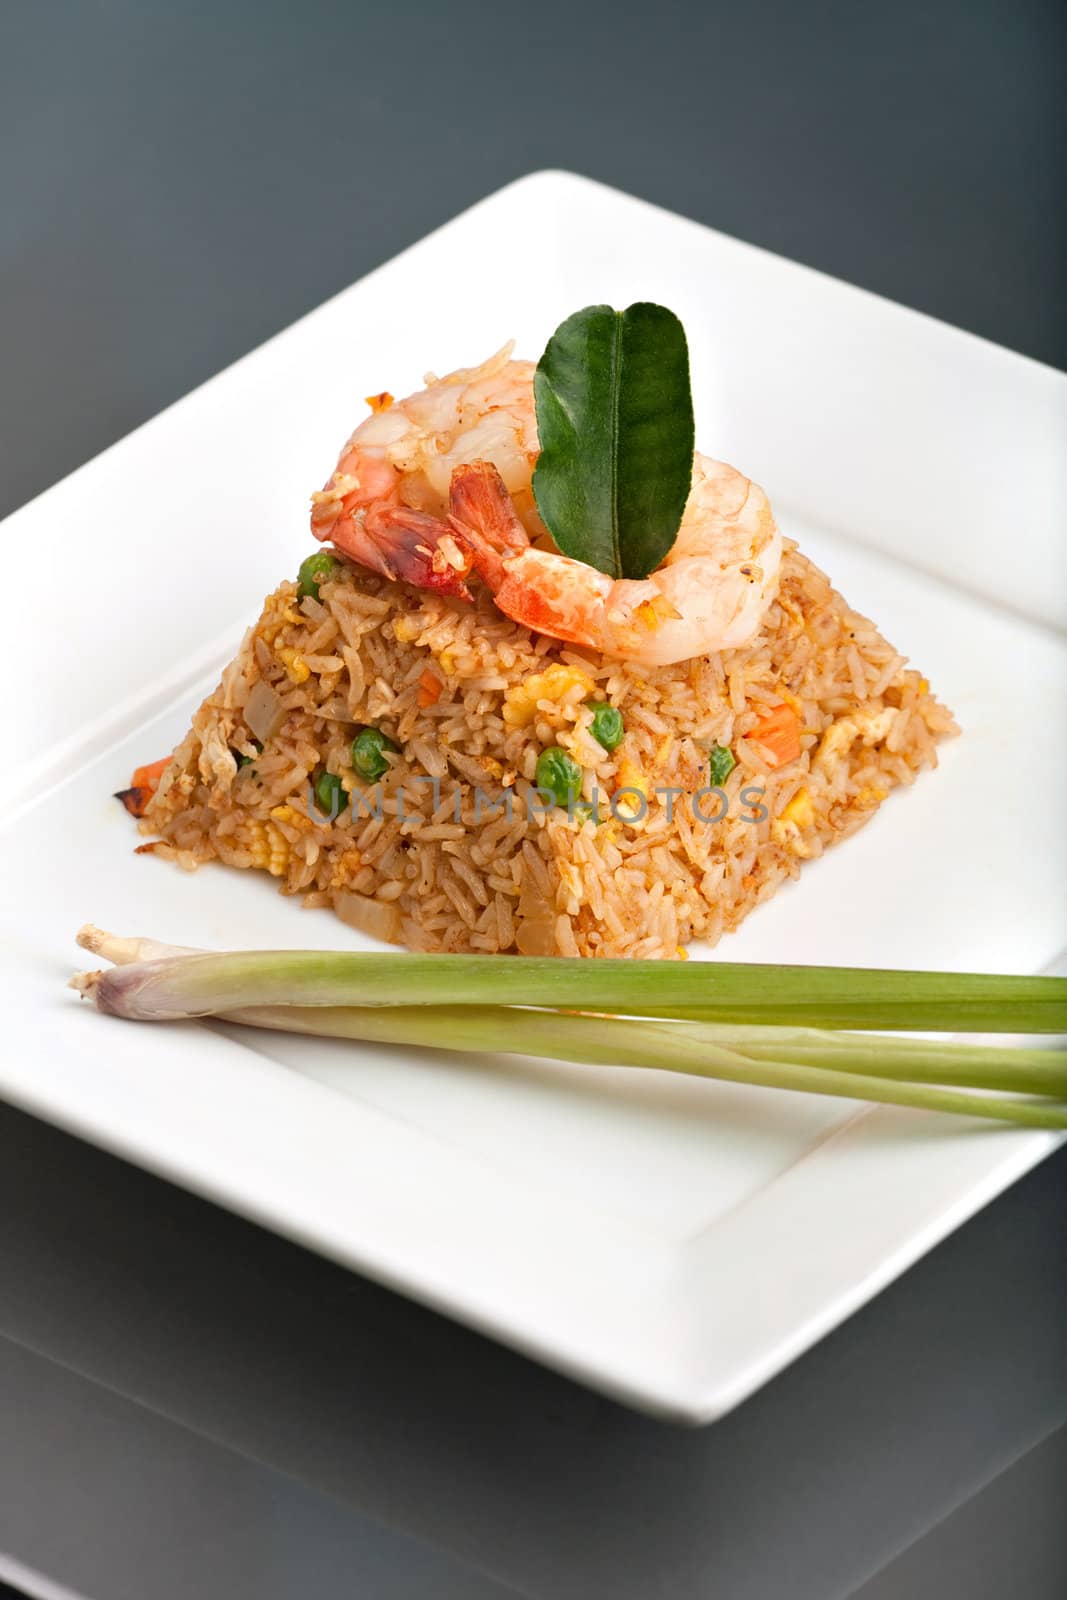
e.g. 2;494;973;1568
557;859;584;912
780;786;815;828
855;707;898;745
772;786;816;856
258;596;304;645
503;664;595;728
613;757;648;822
393;615;424;644
814;707;898;771
277;647;310;684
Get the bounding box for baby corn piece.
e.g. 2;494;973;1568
247;820;291;877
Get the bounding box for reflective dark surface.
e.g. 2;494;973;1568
2;1103;1065;1597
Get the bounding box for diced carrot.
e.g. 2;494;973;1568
752;703;802;768
131;757;171;790
365;391;394;414
417;669;442;708
115;755;171;818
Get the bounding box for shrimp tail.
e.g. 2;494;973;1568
314;462;530;603
447;461;530;590
333;505;475;601
449;462;529;555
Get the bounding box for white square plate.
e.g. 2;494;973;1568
2;172;1065;1423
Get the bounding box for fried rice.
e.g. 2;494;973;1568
138;541;957;959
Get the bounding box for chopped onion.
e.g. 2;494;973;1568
244;680;285;744
515;915;557;956
333;890;401;944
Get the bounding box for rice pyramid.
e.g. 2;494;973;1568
137;543;956;958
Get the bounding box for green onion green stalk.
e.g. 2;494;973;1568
73;929;1067;1033
71;928;1067;1131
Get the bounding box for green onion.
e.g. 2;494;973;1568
708;744;736;786
535;747;583;809
221;1008;1067;1130
696;1022;1067;1096
350;726;398;783
587;702;625;752
69;930;1067;1131
297;551;339;598
70;939;1067;1033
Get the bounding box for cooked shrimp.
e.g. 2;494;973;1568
310;345;541;596
451;455;782;666
313;350;782;663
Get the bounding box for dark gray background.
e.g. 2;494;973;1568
2;0;1065;525
1;1;1065;1596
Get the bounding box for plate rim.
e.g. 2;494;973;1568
3;167;1064;1422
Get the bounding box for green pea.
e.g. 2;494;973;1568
535;746;584;810
350;726;398;783
708;744;736;786
314;769;346;818
297;551;340;599
587;701;625;752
